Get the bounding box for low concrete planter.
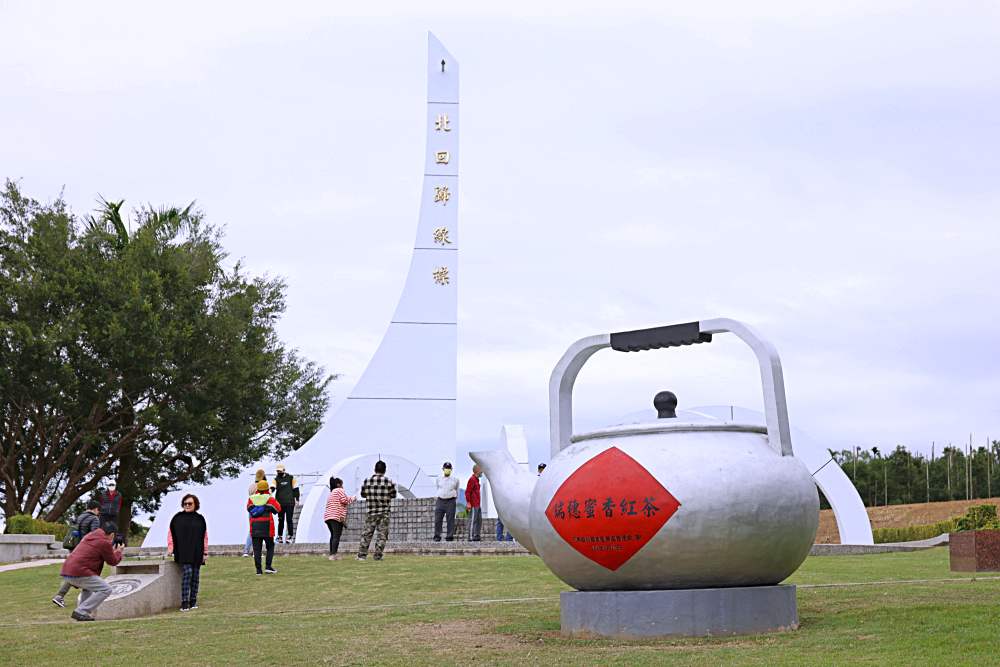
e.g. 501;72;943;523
949;530;1000;572
0;534;57;562
93;560;181;620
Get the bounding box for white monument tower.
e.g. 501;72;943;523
145;33;459;546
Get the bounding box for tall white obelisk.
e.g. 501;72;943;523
145;34;459;546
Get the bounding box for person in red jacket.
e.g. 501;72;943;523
466;465;483;541
58;522;123;621
247;480;281;575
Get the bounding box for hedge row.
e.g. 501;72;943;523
872;505;1000;543
873;520;956;544
4;514;70;541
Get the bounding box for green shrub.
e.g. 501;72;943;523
873;519;956;544
955;504;1000;531
3;515;34;535
3;514;69;541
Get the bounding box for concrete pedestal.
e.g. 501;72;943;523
0;534;57;562
561;585;798;638
93;560;181;620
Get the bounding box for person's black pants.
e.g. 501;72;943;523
252;536;275;573
276;504;294;540
433;497;456;540
325;519;344;555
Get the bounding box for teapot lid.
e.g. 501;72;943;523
570;391;767;444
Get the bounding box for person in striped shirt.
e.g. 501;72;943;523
323;477;356;560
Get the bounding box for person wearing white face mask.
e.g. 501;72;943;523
433;462;460;542
98;482;124;545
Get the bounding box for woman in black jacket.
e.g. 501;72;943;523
167;494;208;611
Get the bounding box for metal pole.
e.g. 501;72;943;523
948;446;952;500
968;435;973;500
926;457;930;503
930;441;935;502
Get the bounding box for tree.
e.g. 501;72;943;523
0;181;331;534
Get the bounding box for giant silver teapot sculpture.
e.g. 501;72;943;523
471;318;819;591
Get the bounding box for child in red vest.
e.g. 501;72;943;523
247;480;281;574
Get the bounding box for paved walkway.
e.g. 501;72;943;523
810;533;949;555
0;558;62;574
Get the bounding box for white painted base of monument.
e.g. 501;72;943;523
92;561;181;621
560;585;798;638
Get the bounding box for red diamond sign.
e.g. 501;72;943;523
545;446;680;571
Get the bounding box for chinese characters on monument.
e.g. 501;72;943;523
432;266;450;285
433;186;451;205
430;111;453;285
433;227;452;246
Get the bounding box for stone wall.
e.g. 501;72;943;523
0;534;60;562
334;498;498;542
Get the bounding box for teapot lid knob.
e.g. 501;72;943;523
654;391;677;419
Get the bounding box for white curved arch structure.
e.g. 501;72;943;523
297;453;438;543
146;34;459;547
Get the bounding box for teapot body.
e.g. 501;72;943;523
529;425;819;591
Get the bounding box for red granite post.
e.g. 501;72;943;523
949;530;1000;571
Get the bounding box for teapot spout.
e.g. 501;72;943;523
470;449;537;553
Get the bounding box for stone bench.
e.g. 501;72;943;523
0;534;58;562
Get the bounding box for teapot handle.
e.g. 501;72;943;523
548;318;793;458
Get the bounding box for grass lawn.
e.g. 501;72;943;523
0;547;994;666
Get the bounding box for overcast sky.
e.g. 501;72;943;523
3;1;999;467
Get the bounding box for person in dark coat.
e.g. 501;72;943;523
270;464;299;543
97;483;124;535
52;499;103;608
167;494;208;611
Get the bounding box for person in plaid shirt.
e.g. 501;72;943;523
357;460;396;561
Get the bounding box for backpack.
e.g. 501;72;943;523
62;515;84;551
248;504;270;518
